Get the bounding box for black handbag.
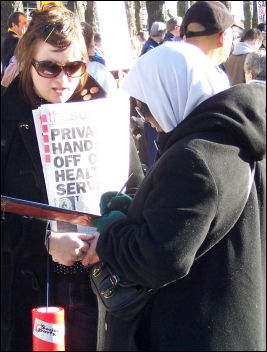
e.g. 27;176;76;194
90;262;155;321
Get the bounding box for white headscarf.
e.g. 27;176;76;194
122;41;230;133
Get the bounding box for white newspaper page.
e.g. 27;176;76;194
32;93;130;232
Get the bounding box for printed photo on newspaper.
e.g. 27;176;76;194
32;92;130;233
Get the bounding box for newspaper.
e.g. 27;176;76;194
32;92;130;233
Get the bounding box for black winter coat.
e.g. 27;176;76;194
96;83;266;351
140;37;160;56
1;31;19;71
1;75;144;350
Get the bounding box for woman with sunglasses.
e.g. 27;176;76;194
1;3;143;351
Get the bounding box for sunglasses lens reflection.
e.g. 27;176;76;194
65;62;86;77
38;62;61;77
34;61;87;78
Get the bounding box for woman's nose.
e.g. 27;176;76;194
55;69;70;83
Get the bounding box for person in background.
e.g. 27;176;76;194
81;22;117;94
257;22;266;49
1;56;20;93
231;23;244;53
140;21;166;56
244;49;266;83
1;3;143;351
224;28;263;85
163;16;183;42
136;31;147;57
94;32;105;65
182;1;234;77
1;11;28;75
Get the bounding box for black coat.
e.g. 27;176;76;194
1;74;144;350
96;83;266;351
140;37;160;56
1;31;19;71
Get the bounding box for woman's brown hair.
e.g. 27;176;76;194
15;2;88;107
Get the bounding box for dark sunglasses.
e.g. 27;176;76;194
32;59;87;78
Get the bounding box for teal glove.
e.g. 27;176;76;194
91;210;126;232
100;191;133;216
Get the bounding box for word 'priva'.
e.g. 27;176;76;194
51;126;94;141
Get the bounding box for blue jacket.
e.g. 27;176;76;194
140;37;159;56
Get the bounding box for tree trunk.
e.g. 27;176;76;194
135;1;143;33
65;1;98;32
220;1;232;11
125;1;137;37
177;1;191;17
85;1;98;33
177;1;185;17
252;1;258;27
73;1;87;22
146;1;167;32
1;1;24;40
244;1;253;31
65;1;75;12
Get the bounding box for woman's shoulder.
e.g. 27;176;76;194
1;75;31;120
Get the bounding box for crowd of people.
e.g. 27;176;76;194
1;1;266;351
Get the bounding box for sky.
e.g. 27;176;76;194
165;1;244;21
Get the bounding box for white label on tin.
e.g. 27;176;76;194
33;318;65;344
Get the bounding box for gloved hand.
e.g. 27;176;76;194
99;191;133;216
91;210;126;233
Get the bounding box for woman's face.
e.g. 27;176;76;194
31;41;85;103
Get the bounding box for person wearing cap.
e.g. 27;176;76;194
181;1;234;71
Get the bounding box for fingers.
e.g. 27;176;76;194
78;233;96;241
49;232;93;266
81;250;100;266
81;232;100;266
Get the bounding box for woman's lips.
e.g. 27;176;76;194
53;88;68;95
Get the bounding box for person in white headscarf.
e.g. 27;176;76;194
123;41;230;133
56;41;266;351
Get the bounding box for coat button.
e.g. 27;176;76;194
19;123;30;130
